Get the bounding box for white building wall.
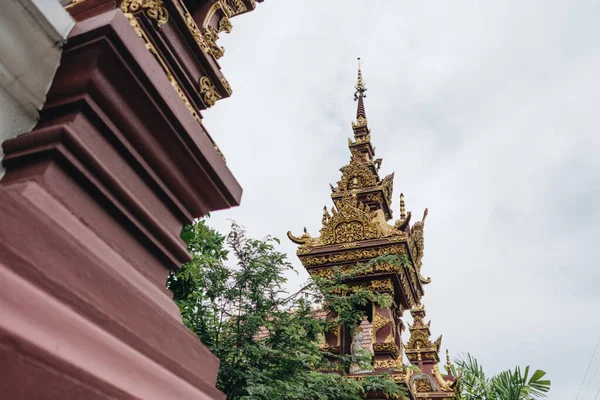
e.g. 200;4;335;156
0;0;74;178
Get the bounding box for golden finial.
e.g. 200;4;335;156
446;349;452;372
354;57;367;100
400;193;406;219
322;205;330;225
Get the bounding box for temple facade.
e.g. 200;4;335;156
288;60;459;399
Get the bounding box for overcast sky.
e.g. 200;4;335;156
202;1;600;398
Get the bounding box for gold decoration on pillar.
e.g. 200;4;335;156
219;0;236;17
220;77;233;95
170;1;210;53
372;312;392;333
373;341;400;356
122;13;227;163
121;0;168;28
204;29;225;59
199;76;222;107
218;16;233;33
233;0;247;12
203;2;222;27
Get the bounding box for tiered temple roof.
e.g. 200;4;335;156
288;59;459;399
405;305;459;397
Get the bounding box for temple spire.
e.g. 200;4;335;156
352;58;369;133
354;57;367;117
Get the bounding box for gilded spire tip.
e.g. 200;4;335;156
354;57;367;101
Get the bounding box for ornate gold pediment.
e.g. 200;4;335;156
352;115;368;129
320;192;380;245
335;155;378;192
406;330;433;350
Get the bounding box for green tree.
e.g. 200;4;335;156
454;353;551;400
168;219;408;400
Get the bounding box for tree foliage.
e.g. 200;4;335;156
453;353;551;400
168;219;408;400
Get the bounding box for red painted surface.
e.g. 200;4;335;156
0;9;241;399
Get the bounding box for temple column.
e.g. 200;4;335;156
0;2;249;398
321;310;342;357
372;301;402;370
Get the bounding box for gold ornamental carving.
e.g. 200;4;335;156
381;172;394;205
350;279;394;295
123;13;227;163
233;0;247;12
171;1;210;53
374;357;402;369
398;268;416;307
121;0;168;28
199;76;222;107
204;29;225;59
414;378;434;392
219;0;236;17
287;228;323;249
349;134;371;145
203;2;222;27
220;4;235;18
352;115;368;129
218;16;233;33
392;369;412;384
408;208;428;273
320;192;380;245
289;191;385;249
220;77;233;95
301;245;405;267
319;345;340;355
406;330;433;351
308;268;334;279
308;257;410;280
433;365;455;392
373;341;399;357
336;156;378;191
372;311;391;333
365;192;383;205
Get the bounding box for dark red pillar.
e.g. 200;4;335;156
0;2;245;398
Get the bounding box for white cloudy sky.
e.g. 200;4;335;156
202;1;600;398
